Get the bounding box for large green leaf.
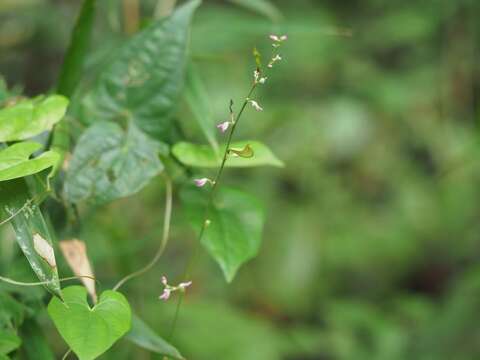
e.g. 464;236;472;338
172;140;284;168
181;186;265;282
184;64;219;152
0;179;62;298
0;95;68;142
64;121;164;204
0;331;20;355
48;286;131;360
0;142;60;182
126;314;184;359
80;0;201;140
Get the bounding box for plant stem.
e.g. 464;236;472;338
168;83;257;339
0;275;96;287
113;174;173;291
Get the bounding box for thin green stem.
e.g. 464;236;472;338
0;275;96;287
62;349;72;360
168;83;257;339
113;174;173;291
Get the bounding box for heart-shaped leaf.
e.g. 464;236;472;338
0;95;68;142
0;142;60;182
80;0;200;140
48;286;132;360
172;140;284;168
64;121;164;204
181;186;265;282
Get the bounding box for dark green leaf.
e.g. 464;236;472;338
64;121;163;204
181;186;265;282
0;179;62;298
126;314;184;359
80;0;201;140
0;95;68;142
172;140;284;168
0;142;60;182
48;286;131;360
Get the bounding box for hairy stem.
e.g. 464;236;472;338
113;174;173;291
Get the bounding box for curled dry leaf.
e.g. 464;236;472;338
59;239;97;303
33;233;57;269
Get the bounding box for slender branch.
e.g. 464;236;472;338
168;83;257;338
62;349;72;360
0;275;96;287
113;174;173;291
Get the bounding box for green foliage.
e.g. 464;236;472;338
0;179;62;298
126;314;183;359
64;121;164;204
182;186;265;282
48;286;131;360
172;140;284;168
0;95;68;142
0;330;21;356
0;143;59;182
80;0;200;140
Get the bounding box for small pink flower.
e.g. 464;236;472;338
161;276;168;286
217;121;230;133
269;34;280;42
194;178;209;187
159;288;171;301
280;35;288;41
249;100;263;111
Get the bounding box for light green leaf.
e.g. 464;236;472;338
0;95;68;142
48;286;132;360
172;140;284;168
0;179;62;298
80;0;201;140
0;330;21;355
227;0;282;21
64;121;164;204
0;142;60;182
181;186;265;282
184;64;219;152
126;314;184;359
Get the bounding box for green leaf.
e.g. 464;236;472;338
0;142;60;182
184;64;219;152
181;186;265;282
126;314;184;359
0;330;21;355
48;286;131;360
64;121;164;204
57;0;97;97
227;0;282;21
172;140;284;168
0;292;25;328
80;0;201;140
0;179;62;298
0;95;68;142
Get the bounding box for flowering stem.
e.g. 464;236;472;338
168;83;257;339
112;174;173;291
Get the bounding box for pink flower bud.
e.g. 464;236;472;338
249;100;263;111
194;178;209;187
179;281;192;290
216;121;230;133
269;35;280;42
159;288;171;301
280;35;288;41
161;275;168;286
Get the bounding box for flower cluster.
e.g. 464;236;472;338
159;275;192;301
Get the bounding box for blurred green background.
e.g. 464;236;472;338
2;0;480;359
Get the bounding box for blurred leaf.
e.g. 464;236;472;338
0;292;25;328
184;64;219;152
0;179;62;298
64;121;163;204
0;331;20;355
18;319;55;360
0;95;68;142
80;0;201;140
227;0;282;22
48;286;131;360
172;140;284;168
126;314;184;359
57;0;97;97
0;142;60;182
182;186;265;282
